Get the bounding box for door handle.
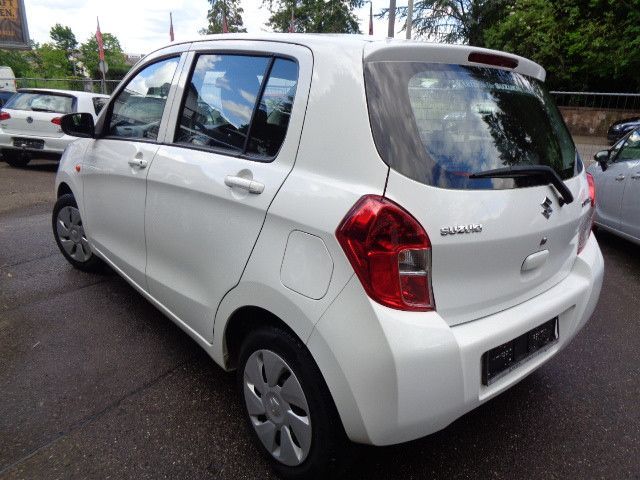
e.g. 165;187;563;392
128;158;148;169
631;173;640;180
615;174;625;181
224;175;265;194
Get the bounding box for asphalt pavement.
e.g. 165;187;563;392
1;159;639;480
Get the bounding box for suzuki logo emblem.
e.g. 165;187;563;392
541;197;553;219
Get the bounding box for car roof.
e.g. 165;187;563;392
147;33;546;81
16;88;110;98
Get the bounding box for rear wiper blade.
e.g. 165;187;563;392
30;107;58;113
469;165;574;205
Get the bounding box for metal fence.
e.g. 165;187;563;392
550;91;640;111
14;77;121;95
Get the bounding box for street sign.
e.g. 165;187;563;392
0;0;30;50
98;60;109;74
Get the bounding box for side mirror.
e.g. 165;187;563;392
593;149;610;171
60;113;95;138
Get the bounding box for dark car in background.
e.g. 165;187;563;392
0;91;15;108
608;116;640;144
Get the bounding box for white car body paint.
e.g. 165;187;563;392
55;34;604;447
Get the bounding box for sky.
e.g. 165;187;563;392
25;0;410;55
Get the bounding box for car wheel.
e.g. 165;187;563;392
52;194;104;272
2;149;30;168
238;326;348;480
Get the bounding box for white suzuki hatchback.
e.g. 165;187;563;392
53;34;604;478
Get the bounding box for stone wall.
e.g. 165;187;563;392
558;107;640;137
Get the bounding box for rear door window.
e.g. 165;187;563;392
365;62;577;190
5;92;75;114
174;54;298;160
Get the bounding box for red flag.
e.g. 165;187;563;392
368;2;373;35
96;17;105;61
169;12;175;41
222;9;229;33
288;8;295;32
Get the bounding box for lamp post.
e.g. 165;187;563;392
406;0;414;39
387;0;396;37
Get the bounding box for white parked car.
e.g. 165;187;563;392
52;34;604;479
587;127;640;245
0;88;109;167
0;66;16;92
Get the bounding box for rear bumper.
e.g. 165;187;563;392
308;233;604;446
0;131;74;156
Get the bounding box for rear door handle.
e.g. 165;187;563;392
128;158;148;169
615;174;625;181
224;175;265;194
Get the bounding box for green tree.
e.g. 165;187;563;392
484;0;640;91
265;0;363;33
79;33;129;79
378;0;508;44
50;24;77;54
200;0;247;34
0;49;32;77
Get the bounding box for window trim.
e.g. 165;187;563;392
171;51;299;163
96;54;182;144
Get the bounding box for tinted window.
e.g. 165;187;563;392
108;57;179;140
5;92;74;114
617;129;640;161
246;58;298;157
365;62;577;190
92;97;108;115
175;54;270;153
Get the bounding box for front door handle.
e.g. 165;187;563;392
224;175;265;194
615;174;626;181
128;158;148;169
631;173;640;180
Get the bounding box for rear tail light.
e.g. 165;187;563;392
51;117;62;126
336;195;434;311
578;173;596;254
0;110;10;121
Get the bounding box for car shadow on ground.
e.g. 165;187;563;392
594;228;639;268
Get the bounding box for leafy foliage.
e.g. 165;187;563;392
483;0;640;91
264;0;364;33
79;33;129;80
200;0;247;34
378;0;508;44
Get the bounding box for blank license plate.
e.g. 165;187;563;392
13;137;44;150
482;318;558;385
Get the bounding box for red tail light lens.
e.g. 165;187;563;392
578;173;596;254
587;172;596;207
51;117;62;126
336;195;434;311
0;111;10;121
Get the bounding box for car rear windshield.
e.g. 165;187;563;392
4;92;75;114
365;62;577;190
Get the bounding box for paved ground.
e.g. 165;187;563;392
1;159;639;480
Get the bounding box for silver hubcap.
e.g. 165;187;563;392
243;349;312;466
56;206;92;262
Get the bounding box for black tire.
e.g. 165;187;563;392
2;149;30;168
237;326;349;480
52;193;104;273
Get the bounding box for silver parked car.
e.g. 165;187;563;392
0;88;109;168
587;128;640;245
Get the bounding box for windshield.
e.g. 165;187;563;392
5;92;75;114
365;62;577;190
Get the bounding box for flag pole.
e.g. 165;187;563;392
96;17;106;94
170;12;175;41
369;1;373;35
